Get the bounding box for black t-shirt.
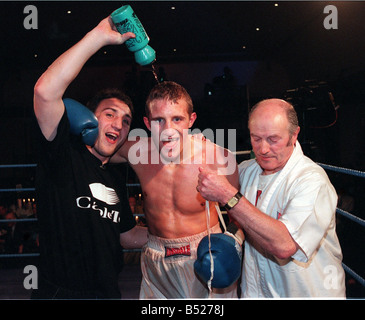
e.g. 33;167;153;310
34;111;136;298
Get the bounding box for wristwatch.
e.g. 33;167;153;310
224;191;242;211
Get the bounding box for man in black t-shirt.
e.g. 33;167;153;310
32;16;147;299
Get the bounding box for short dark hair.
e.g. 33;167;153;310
145;81;193;118
87;88;134;114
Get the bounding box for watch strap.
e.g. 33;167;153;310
224;192;242;211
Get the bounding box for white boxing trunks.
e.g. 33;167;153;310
139;223;239;299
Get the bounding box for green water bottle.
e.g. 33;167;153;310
111;5;156;66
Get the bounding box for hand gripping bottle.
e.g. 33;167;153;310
111;5;156;66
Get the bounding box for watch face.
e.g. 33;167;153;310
225;192;242;210
228;197;238;207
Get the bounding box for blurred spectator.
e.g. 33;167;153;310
0;205;7;219
0;201;39;254
337;188;355;212
213;66;236;88
128;196;136;214
0;205;8;252
15;198;34;219
20;201;39;253
2;210;22;254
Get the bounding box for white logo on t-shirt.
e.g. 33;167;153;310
75;183;121;223
89;183;120;205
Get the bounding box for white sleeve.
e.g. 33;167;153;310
279;173;338;262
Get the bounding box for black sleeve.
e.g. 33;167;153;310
34;110;72;167
109;163;137;234
34;107;85;156
33;109;82;185
34;109;70;149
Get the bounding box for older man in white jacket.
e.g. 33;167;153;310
197;98;346;298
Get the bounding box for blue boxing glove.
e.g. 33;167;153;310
194;224;244;289
63;98;99;146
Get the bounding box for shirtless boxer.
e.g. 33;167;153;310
112;81;241;298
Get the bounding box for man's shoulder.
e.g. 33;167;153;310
292;156;330;184
202;140;237;176
115;136;150;162
238;158;257;171
203;139;234;160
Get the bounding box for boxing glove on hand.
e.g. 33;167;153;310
63;98;99;146
194;231;243;289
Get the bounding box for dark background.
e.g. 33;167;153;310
0;1;364;296
1;1;364;166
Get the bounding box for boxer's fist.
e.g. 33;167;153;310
194;232;242;289
63;98;99;146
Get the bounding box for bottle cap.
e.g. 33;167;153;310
135;45;156;66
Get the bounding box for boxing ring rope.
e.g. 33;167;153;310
1;161;365;289
317;163;365;179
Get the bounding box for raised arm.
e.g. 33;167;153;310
33;16;135;141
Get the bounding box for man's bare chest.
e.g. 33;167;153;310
137;163;200;189
134;163;205;211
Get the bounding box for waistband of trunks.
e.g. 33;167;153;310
146;223;222;252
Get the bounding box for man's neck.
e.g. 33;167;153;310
87;145;110;165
